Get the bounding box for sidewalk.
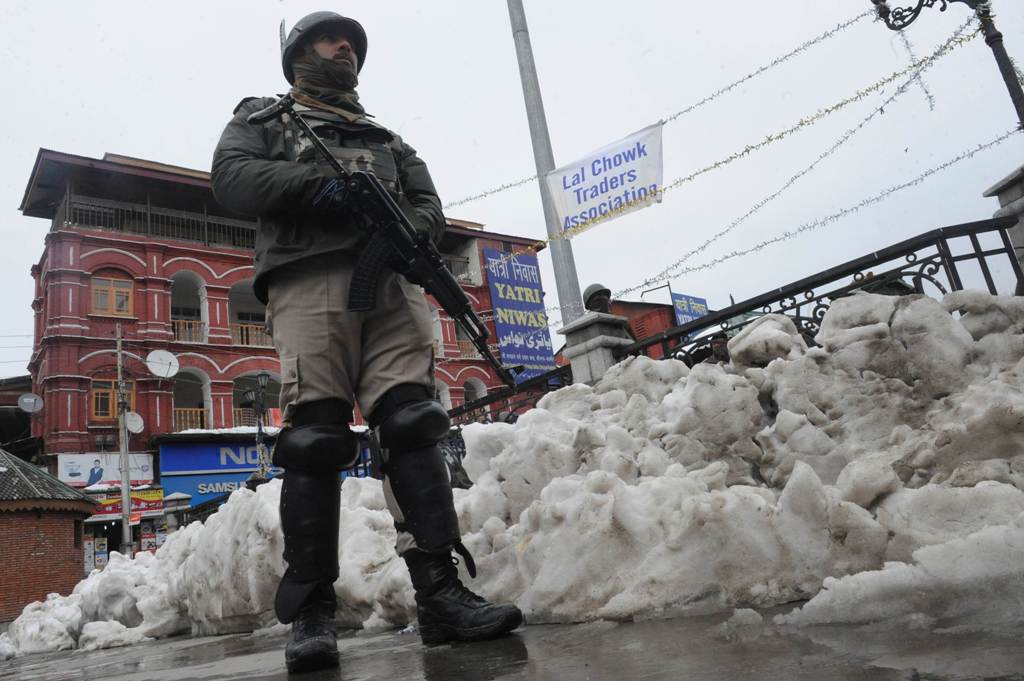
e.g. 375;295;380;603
2;612;1022;681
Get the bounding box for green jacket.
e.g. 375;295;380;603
211;96;445;303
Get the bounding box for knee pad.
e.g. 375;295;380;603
273;398;359;472
377;399;451;452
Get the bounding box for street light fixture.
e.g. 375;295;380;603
870;0;1024;128
244;373;273;491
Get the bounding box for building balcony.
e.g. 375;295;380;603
171;319;205;343
56;194;256;250
230;323;272;347
173;408;206;431
233;408;256;427
457;340;477;358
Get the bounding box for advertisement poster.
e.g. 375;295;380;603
482;247;555;383
140;519;157;553
546;122;664;235
94;537;108;569
84;537;95;573
58;452;154;488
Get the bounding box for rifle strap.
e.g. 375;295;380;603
348;231;393;312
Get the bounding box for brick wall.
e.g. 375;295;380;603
0;510;86;622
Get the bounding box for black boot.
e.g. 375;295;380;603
285;582;338;673
274;466;342;673
405;549;523;645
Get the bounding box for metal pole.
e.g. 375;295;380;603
116;323;133;557
976;6;1024;129
507;0;585;323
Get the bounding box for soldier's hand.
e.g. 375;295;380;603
310;178;348;218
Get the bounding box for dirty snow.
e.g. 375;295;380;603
3;290;1024;658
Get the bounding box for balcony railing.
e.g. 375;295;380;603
57;194;256;250
173;408;207;431
172;319;205;343
233;408;257;427
456;340;477;358
231;323;273;347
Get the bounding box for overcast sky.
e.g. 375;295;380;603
2;0;1023;379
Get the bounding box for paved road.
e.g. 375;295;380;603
2;613;1023;680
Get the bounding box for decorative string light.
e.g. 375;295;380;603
442;9;874;210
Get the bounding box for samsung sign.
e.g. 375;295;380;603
159;441;282;506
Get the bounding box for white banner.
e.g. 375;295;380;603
58;452;154;488
545;122;664;234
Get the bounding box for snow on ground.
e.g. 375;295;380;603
3;290;1024;658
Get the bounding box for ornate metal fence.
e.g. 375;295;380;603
447;364;573;426
615;216;1024;364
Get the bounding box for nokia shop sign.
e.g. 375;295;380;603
158;439;281;506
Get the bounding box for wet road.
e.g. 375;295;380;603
3;613;1023;681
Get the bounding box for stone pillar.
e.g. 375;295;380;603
983;164;1024;278
558;312;634;385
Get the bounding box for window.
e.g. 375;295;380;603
91;277;134;316
74;520;83;548
236;310;266;323
90;379;135;420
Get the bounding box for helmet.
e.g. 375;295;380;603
583;283;611;308
281;11;368;84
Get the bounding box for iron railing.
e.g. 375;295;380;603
448;364;573;426
57;195;257;250
615;217;1024;364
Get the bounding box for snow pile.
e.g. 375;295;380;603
3;290;1024;658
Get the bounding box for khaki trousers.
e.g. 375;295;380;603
267;252;435;420
267;252;435;555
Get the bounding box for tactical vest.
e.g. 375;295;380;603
283;103;404;199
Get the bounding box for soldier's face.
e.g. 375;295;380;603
311;31;359;74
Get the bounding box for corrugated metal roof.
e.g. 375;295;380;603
0;449;94;504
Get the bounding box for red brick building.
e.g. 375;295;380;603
0;447;96;622
18;149;549;469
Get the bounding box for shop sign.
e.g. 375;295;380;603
90;488;164;518
482;247;556;383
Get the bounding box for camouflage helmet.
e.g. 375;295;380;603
583;283;611;308
281;11;368;84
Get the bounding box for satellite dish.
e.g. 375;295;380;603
125;411;145;434
146;350;179;378
17;393;43;414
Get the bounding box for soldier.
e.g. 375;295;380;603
211;11;522;673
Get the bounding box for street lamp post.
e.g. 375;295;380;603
871;1;1024;128
244;372;272;491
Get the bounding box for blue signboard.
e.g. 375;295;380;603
671;292;709;327
159;440;371;506
482;247;556;382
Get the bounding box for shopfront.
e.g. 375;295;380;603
83;486;167;572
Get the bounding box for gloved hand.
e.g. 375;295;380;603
388;231;432;286
309;178;348;218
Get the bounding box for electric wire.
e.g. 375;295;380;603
442;9;874;210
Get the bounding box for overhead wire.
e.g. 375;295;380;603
442;8;875;210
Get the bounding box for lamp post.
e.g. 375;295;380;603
870;1;1024;128
244;372;272;490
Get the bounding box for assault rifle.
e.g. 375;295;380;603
247;94;521;388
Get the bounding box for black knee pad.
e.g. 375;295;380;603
273;398;359;472
377;400;451;451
